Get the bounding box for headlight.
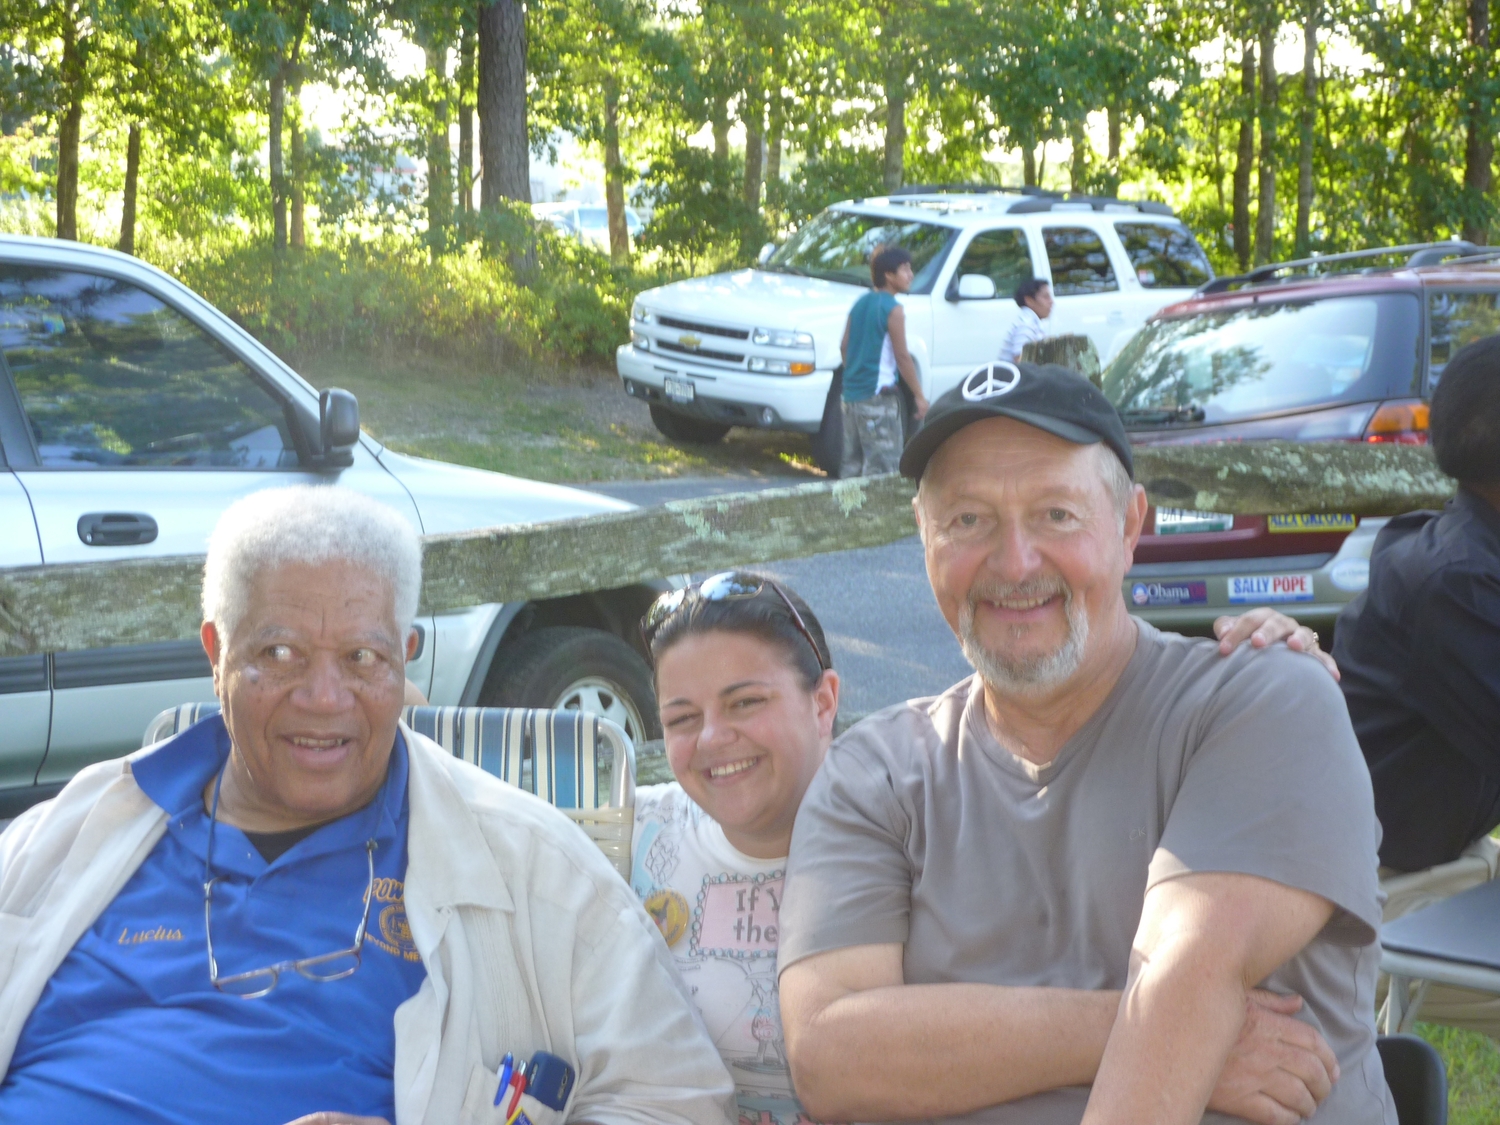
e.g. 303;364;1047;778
632;303;654;324
751;327;814;349
631;333;650;349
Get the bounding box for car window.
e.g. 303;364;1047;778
1427;290;1500;385
1103;294;1422;425
579;208;608;230
1042;227;1118;295
1114;222;1213;288
952;229;1033;299
765;209;956;293
0;266;297;469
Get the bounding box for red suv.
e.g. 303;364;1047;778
1101;241;1500;632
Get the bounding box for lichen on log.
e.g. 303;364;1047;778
0;443;1455;658
1021;334;1103;385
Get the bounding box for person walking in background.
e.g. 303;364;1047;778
998;277;1054;363
838;245;929;478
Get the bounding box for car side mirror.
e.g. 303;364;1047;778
758;242;777;265
955;274;997;300
318;387;360;468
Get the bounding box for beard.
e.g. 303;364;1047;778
958;576;1090;696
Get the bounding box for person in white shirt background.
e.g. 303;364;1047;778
998;276;1054;362
628;569;1334;1125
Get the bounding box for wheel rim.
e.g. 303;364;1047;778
556;675;648;744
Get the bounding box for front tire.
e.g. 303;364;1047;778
481;626;660;744
649;404;731;444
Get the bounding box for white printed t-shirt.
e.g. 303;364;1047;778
633;783;809;1125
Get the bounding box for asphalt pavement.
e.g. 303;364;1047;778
584;476;974;717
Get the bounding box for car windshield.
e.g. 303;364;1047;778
764;209;956;292
1103;294;1421;425
578;208;608;229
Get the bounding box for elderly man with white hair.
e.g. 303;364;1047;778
0;485;734;1125
777;365;1395;1125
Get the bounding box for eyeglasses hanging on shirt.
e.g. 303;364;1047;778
201;765;377;999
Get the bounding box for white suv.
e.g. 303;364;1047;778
617;188;1214;473
0;235;666;818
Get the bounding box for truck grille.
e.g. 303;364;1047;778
655;340;745;364
656;315;751;340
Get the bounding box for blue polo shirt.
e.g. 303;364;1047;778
0;716;428;1124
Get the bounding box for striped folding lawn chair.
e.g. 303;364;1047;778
141;703;636;877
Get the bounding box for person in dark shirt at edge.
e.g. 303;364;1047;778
1333;332;1500;879
1332;330;1500;1046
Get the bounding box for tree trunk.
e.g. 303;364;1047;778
603;79;629;264
1294;0;1318;257
118;124;140;254
1254;21;1279;266
117;35;146;255
425;44;453;251
55;13;84;242
269;67;287;250
1069;118;1088;193
711;96;729;167
1462;0;1493;244
766;100;783;207
1233;40;1256;271
1037;142;1047;186
458;17;475;213
289;77;306;249
743;83;765;211
478;0;530;207
1107;106;1121;161
882;75;906;192
1023;145;1037;188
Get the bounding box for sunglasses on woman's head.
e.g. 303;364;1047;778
641;572;828;673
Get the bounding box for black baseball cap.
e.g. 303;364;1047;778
899;361;1134;480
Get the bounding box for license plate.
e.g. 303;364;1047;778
664;376;695;404
1154;507;1234;535
1228;573;1315;604
1267;513;1357;533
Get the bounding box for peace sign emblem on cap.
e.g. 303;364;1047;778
961;361;1021;402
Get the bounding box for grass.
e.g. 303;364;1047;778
296;350;824;483
1418;1023;1500;1124
305;346;1500;1118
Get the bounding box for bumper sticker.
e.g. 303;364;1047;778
1131;581;1209;607
1155;508;1234;535
1268;513;1357;533
1228;573;1315;603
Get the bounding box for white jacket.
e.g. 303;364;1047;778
0;725;736;1125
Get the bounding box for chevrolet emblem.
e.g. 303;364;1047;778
678;333;702;349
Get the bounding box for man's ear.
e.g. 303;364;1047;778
1122;483;1149;565
405;628;420;661
200;621;223;697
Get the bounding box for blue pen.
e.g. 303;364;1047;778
494;1052;514;1106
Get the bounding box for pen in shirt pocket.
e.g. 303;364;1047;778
494;1052;514;1107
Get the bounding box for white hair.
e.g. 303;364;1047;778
202;485;422;639
1095;444;1134;532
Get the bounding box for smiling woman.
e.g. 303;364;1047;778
633;573;838;1125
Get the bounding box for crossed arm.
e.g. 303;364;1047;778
780;873;1336;1125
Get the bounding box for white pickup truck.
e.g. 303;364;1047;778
617;188;1215;473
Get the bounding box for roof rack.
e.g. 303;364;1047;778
1196;241;1498;295
887;184;1173;216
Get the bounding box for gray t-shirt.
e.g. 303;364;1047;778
780;619;1393;1124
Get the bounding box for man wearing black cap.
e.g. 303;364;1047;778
778;362;1392;1125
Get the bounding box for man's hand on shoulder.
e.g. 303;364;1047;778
1214;608;1339;681
1209;990;1339;1125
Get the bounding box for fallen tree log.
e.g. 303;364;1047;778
0;442;1454;657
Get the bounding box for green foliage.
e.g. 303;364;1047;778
636;146;767;271
161;226;661;367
